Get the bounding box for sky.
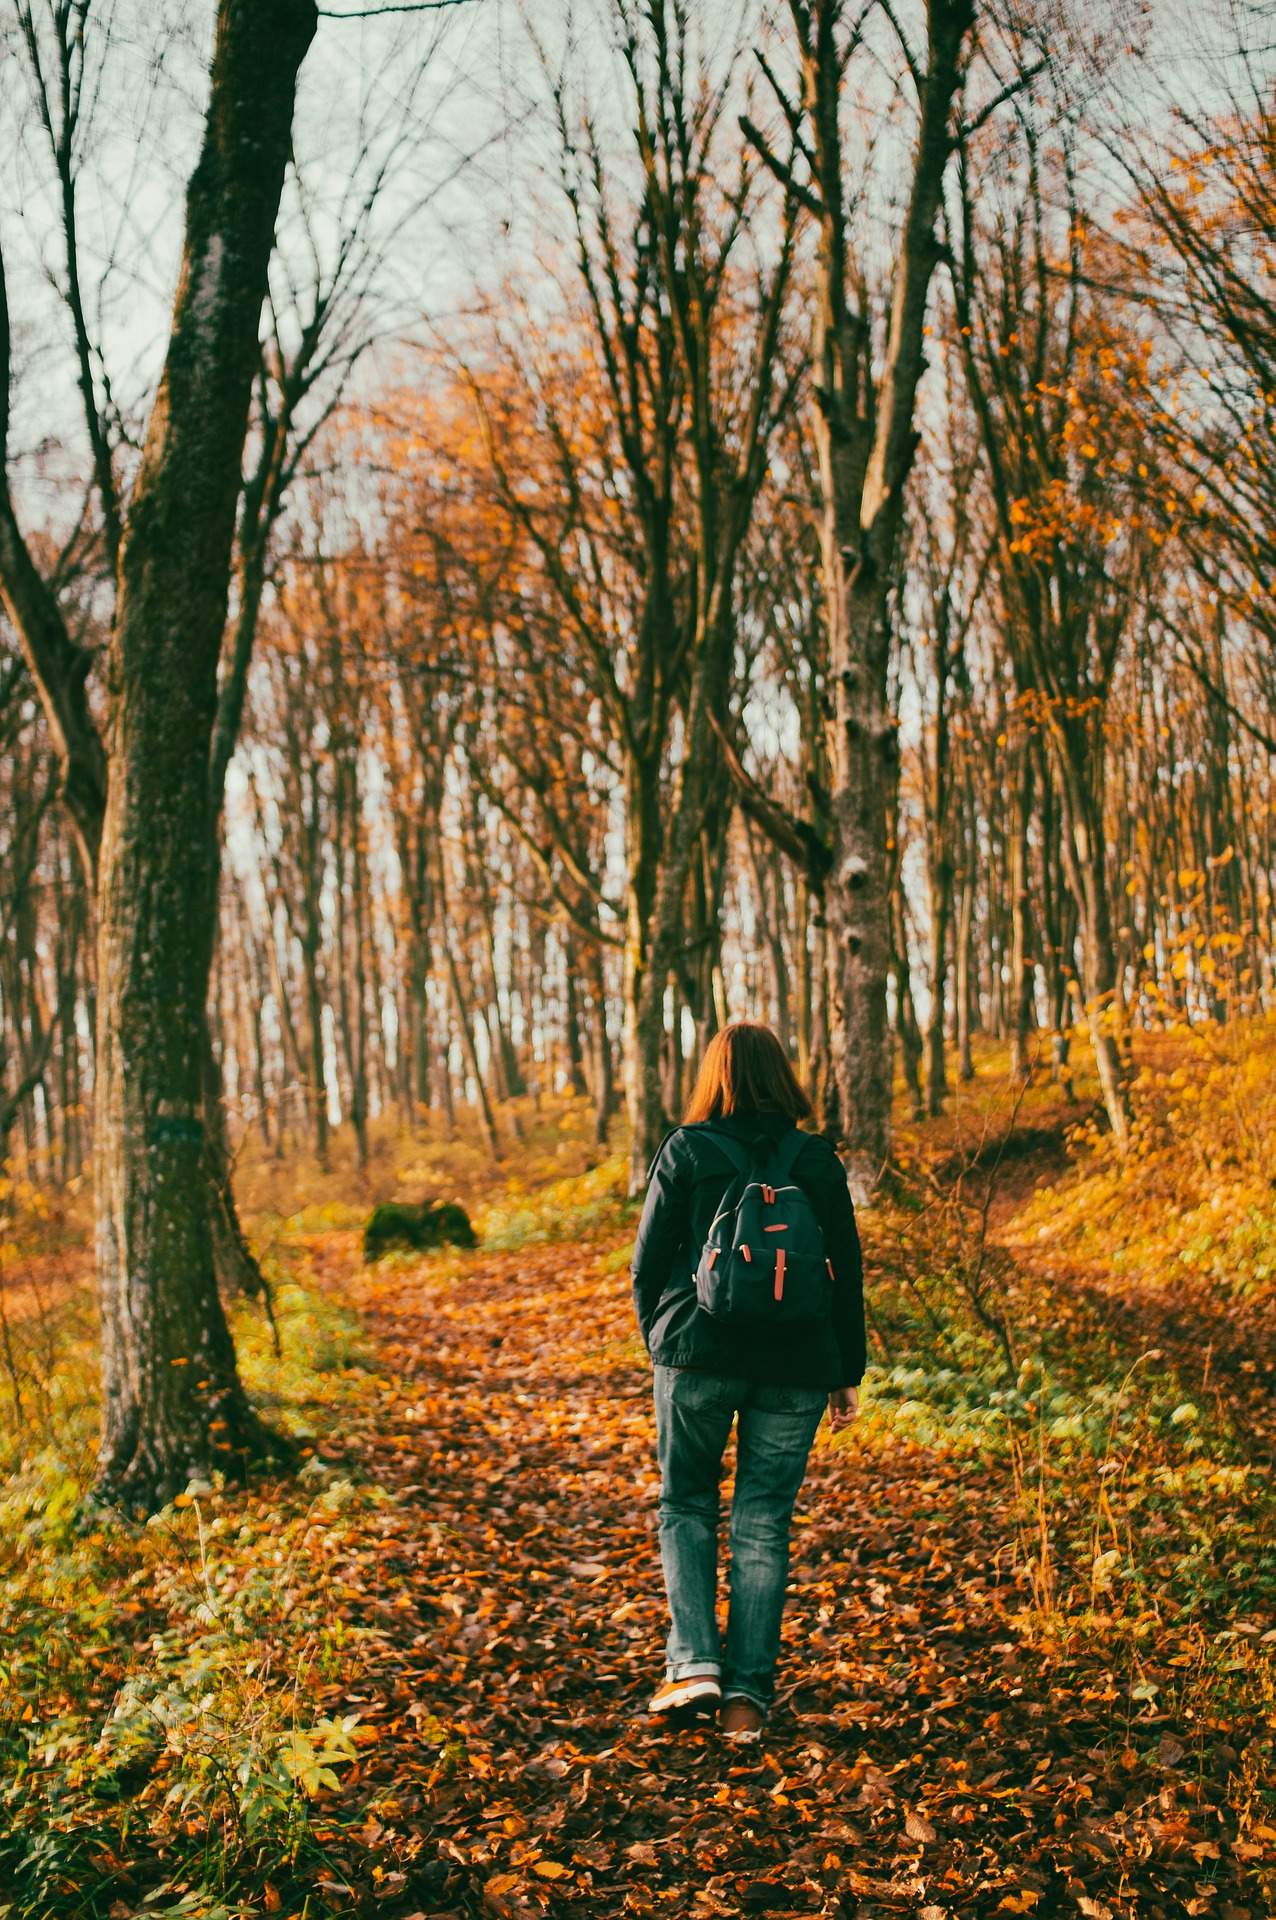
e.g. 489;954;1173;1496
3;0;1269;1051
3;0;1266;538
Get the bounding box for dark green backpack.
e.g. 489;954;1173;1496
692;1126;833;1329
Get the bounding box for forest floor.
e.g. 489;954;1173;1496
1;1025;1274;1918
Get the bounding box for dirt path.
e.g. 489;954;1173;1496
293;1233;1263;1919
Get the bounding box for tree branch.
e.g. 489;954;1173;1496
0;230;106;880
708;707;832;884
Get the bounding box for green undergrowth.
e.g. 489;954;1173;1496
0;1271;401;1919
855;1049;1276;1800
474;1151;632;1251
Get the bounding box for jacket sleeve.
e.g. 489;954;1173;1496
630;1130;689;1352
806;1140;867;1388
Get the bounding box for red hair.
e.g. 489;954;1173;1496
683;1021;813;1124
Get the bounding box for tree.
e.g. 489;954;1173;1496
471;0;801;1190
950;133;1158;1147
0;0;318;1511
899;376;988;1113
730;0;980;1196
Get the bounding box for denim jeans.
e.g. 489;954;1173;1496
652;1362;827;1714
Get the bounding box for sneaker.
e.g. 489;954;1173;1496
719;1695;765;1742
647;1673;722;1716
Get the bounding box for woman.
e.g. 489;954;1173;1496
630;1021;865;1744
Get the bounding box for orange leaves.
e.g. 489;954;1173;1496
23;1077;1273;1914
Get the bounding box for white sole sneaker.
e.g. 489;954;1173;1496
647;1674;722;1715
720;1696;766;1742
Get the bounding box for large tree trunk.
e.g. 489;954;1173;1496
823;595;896;1196
804;0;973;1200
93;0;316;1512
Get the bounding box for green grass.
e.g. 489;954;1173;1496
0;1258;397;1920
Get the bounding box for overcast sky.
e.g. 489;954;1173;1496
1;0;1267;537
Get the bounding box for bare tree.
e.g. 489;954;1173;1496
728;0;982;1195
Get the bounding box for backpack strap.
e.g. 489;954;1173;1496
644;1125;685;1185
692;1124;753;1180
769;1128;809;1182
647;1122;804;1186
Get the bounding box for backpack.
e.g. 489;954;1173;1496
690;1124;834;1330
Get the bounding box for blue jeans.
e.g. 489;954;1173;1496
652;1363;827;1714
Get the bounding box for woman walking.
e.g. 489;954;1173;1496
630;1021;866;1744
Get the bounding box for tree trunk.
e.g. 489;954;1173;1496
623;753;666;1192
891;880;925;1123
794;873;813;1088
954;797;976;1082
804;0;973;1199
820;582;896;1199
587;947;616;1148
435;841;498;1157
1052;739;1132;1147
1007;743;1037;1081
563;940;587;1097
92;0;316;1512
923;855;951;1114
625;953;667;1193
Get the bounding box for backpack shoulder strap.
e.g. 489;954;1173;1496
769;1127;810;1182
644;1125;684;1186
692;1124;752;1179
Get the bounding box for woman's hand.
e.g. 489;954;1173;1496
827;1386;859;1431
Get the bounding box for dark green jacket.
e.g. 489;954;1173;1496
630;1109;866;1389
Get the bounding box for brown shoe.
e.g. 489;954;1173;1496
648;1673;722;1717
719;1695;765;1742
